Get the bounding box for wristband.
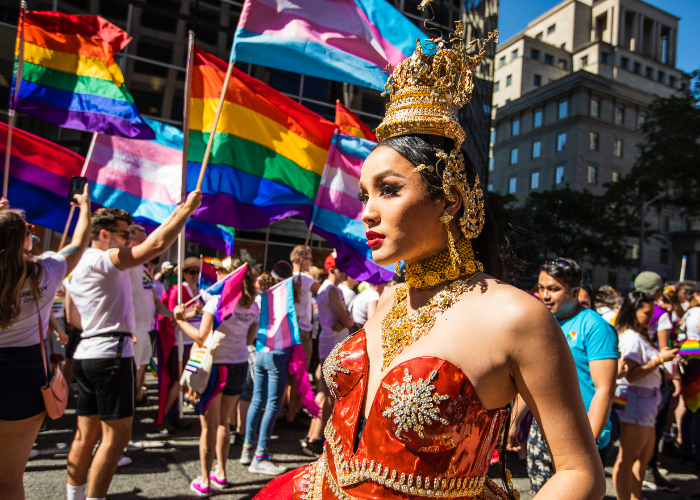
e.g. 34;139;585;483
658;354;664;366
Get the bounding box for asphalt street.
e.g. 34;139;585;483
24;374;699;499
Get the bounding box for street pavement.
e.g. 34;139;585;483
25;374;699;499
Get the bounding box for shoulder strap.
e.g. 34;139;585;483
31;274;50;384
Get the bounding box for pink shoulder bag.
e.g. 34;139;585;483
33;277;68;419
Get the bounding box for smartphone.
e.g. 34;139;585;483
68;176;87;204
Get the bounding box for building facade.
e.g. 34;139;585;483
0;0;498;269
488;0;696;288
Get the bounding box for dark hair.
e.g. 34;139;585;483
539;257;581;288
92;208;132;240
129;223;146;237
615;290;654;341
230;257;255;308
379;134;505;281
579;282;595;307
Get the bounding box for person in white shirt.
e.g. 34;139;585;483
173;259;258;494
613;291;679;500
350;281;385;327
302;254;355;458
0;188;91;500
337;276;357;307
64;190;201;500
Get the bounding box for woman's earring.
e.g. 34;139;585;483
439;211;461;279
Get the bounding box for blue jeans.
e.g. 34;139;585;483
244;347;290;457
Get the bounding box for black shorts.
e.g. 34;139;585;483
65;325;82;360
74;357;135;420
0;344;47;421
221;362;248;396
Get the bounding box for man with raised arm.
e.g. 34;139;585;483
64;190;202;500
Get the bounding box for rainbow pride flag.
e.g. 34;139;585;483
199;257;218;289
11;10;153;139
257;277;300;352
187;47;336;230
680;339;700;357
232;0;430;90
85;118;235;253
311;132;395;284
335;101;376;142
612;395;627;409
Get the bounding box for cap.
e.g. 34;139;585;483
324;253;336;271
634;271;663;295
161;261;174;270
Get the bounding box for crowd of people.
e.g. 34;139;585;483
1;187;699;500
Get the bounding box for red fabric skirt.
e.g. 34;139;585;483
253;469;297;499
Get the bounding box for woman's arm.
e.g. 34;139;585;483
173;305;212;346
623;346;678;383
59;184;91;274
510;305;606;500
247;322;258;346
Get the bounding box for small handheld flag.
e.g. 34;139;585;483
199;257;219;289
212;264;248;331
257;277;300;352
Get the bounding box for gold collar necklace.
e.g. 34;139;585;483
401;237;483;290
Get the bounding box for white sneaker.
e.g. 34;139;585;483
28;449;39;459
127;441;145;451
240;447;253;465
117;455;132;467
248;457;288;476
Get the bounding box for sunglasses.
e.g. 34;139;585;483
183;269;199;276
545;258;572;268
107;228;130;240
26;223;35;236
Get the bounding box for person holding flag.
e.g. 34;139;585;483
173;261;254;496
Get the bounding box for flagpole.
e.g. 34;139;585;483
3;1;26;200
177;30;195;420
58;132;98;250
195;61;234;191
183;263;246;307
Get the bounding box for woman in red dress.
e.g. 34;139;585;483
256;18;606;500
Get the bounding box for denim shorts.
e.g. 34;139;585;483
0;344;48;421
614;385;661;428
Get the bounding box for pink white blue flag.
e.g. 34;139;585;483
311;132;394;284
85;118;235;253
257;277;300;352
211;264;248;330
232;0;430;90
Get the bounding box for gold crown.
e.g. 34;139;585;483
376;22;498;145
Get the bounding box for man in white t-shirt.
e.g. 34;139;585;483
337;276;357;308
350;282;385;328
64;191;201;500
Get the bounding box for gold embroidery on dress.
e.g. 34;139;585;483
381;369;449;439
322;335;354;397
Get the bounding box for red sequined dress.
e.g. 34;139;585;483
256;329;510;500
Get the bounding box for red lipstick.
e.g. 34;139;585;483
366;231;385;248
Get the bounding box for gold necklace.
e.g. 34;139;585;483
380;276;477;371
402;237;483;290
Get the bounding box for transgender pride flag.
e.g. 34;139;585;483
257;278;300;352
85;118;235;253
232;0;429;90
311;132;395;284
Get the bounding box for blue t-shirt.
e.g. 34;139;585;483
558;308;619;448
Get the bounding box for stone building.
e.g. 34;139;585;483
488;0;696;288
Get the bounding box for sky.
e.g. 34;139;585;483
497;0;699;74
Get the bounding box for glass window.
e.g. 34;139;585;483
590;99;599;117
657;71;665;83
545;54;554;65
615;107;624;125
581;55;588;67
660;248;669;264
557;133;567;151
558;59;567;71
534;74;541;86
645;67;653;79
531;49;540;60
613;139;622;157
512;119;520;136
488;183;494;192
510;148;518;165
141;1;180;33
535;32;543;40
530;171;540;189
490;128;496;144
533;109;542;128
489;157;495;171
555;165;565;184
500;56;506;67
558;100;568;118
495;81;500;91
612;171;620;183
560;43;566;51
633;62;641;74
662;216;670;232
601;52;608;64
638;114;646;129
548;24;556;34
620;57;628;69
134;41;173;77
130;90;163;117
589;132;599;151
587;165;597;185
506;75;512;86
509;177;517;194
512;49;519;60
669;76;676;87
532;141;541;158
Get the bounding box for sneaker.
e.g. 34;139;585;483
209;473;228;489
117;455;132;467
248;457;288;476
28;449;39;459
642;467;679;492
300;437;323;458
240;446;254;465
127;441;145;451
190;477;211;497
